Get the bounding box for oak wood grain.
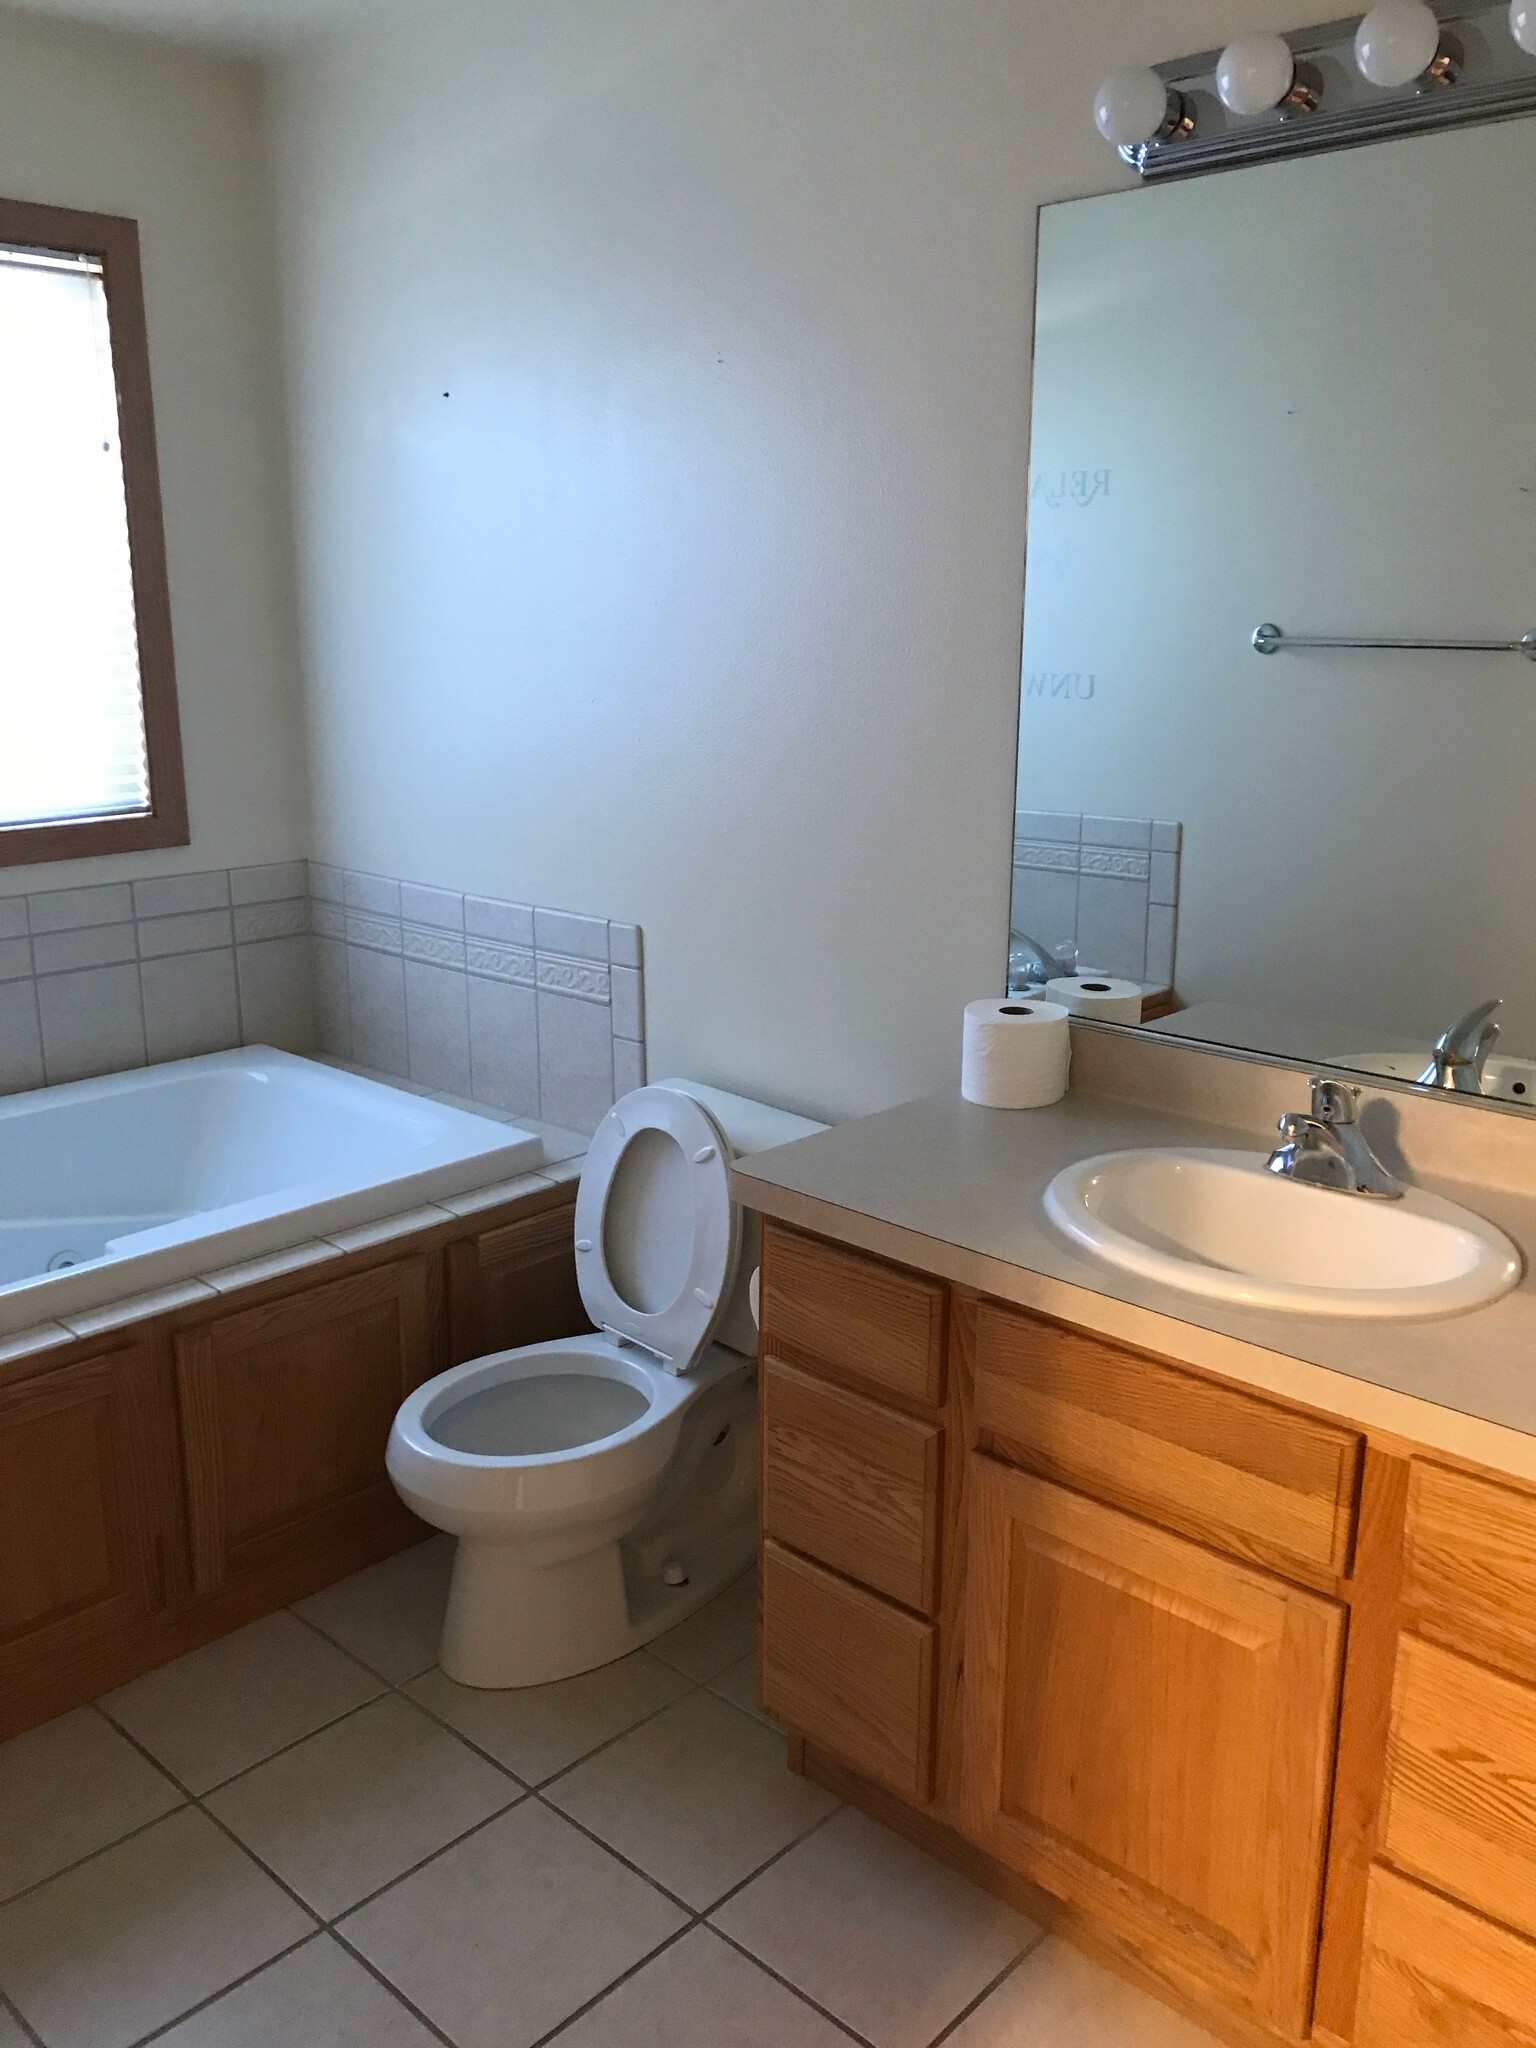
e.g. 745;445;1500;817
1403;1459;1536;1685
761;1538;935;1804
974;1301;1362;1582
762;1359;941;1612
445;1192;584;1364
963;1455;1344;2038
1355;1865;1536;2047
760;1223;946;1411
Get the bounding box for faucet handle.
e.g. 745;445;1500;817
1434;997;1503;1061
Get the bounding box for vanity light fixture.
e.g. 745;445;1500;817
1215;32;1317;116
1097;0;1536;178
1093;67;1194;148
1355;0;1459;88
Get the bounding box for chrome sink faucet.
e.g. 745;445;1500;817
1266;1078;1403;1199
1417;998;1502;1094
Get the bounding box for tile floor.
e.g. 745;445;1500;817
0;1544;1223;2048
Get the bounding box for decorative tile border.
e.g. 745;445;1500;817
1011;811;1183;988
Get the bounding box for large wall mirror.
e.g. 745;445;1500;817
1013;112;1536;1111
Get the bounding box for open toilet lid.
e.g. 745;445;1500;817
573;1084;740;1371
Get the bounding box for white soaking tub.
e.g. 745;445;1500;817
0;1047;542;1335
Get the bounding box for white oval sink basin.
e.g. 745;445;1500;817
1044;1148;1523;1320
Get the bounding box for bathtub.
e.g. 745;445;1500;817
0;1047;542;1335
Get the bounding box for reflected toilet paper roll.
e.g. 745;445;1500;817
961;998;1071;1109
1045;975;1144;1024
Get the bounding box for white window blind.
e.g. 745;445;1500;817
0;243;151;829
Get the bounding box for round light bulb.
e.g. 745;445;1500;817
1513;0;1536;55
1355;0;1442;86
1093;67;1172;147
1215;33;1297;116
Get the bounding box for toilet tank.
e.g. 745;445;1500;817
653;1078;826;1359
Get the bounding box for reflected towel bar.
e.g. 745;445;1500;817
1253;622;1536;661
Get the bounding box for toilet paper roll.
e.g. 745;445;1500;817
1045;975;1144;1024
961;998;1071;1109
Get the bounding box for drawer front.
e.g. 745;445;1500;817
1381;1632;1536;1944
760;1539;934;1804
762;1361;942;1613
761;1225;946;1410
974;1301;1361;1579
1356;1865;1536;2048
1404;1460;1536;1684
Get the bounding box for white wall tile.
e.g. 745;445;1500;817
400;883;465;930
0;899;27;941
32;924;138;975
1150;851;1179;906
344;871;402;917
37;964;146;1083
611;965;644;1042
0;982;44;1093
348;947;408;1075
535;908;608;961
1010;867;1077;952
308;862;345;903
238;937;318;1053
608;923;643;969
1082;815;1153;850
1146;902;1178;989
27;882;134;933
311;936;352;1058
404;961;472;1095
402;923;467;968
465;896;534;947
0;938;32;984
142;951;242;1064
537;987;615;1134
1074;874;1149;982
613;1037;646;1097
138;909;235;958
132;871;230;918
467;975;540;1118
230;861;309;905
1016;809;1081;844
1151;820;1183;853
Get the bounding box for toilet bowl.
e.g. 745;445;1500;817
386;1078;824;1688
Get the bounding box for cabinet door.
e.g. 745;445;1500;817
1355;1865;1536;2048
0;1344;167;1686
445;1199;585;1364
963;1456;1344;2038
175;1259;432;1594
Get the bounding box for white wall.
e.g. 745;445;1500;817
0;8;310;889
269;0;1337;1121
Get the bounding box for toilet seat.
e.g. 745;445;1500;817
573;1085;740;1373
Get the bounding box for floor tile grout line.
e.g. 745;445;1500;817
0;1986;45;2048
706;1924;881;2048
528;1793;701;1918
923;1927;1052;2048
284;1596;441;1691
122;1931;323;2048
0;1797;193;1914
525;1920;701;2048
697;1795;846;1919
184;1686;394;1800
322;1788;528;1926
325;1924;463;2048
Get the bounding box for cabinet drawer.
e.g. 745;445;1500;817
1381;1632;1536;1944
974;1300;1361;1579
1356;1865;1536;2048
762;1361;942;1613
760;1539;934;1803
760;1225;946;1409
1404;1460;1536;1683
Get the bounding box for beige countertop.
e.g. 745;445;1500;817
733;1083;1536;1486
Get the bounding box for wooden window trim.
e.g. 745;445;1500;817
0;197;188;867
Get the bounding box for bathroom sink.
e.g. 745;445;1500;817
1043;1148;1522;1320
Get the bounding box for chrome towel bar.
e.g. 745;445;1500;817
1253;622;1536;661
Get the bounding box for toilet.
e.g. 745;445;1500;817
387;1078;824;1688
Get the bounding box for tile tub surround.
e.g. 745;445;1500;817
0;1558;1222;2048
1011;812;1181;988
0;865;315;1091
310;865;647;1136
0;863;647;1136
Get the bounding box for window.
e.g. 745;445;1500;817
0;199;187;864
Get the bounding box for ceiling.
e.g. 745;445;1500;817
0;0;382;51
